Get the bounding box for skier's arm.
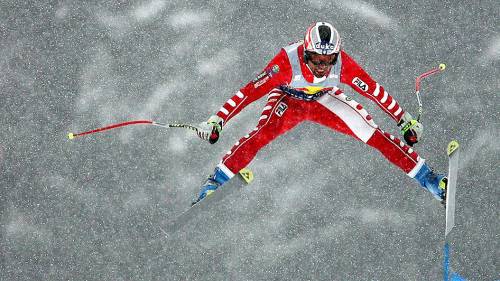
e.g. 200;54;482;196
340;51;405;123
214;49;292;124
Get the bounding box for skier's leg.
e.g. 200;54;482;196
311;90;446;201
195;91;303;203
367;128;447;201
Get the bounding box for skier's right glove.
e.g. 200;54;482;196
397;112;423;146
196;115;224;144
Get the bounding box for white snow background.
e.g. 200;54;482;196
0;1;498;280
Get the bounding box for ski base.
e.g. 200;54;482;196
445;140;460;237
160;168;254;235
442;140;466;281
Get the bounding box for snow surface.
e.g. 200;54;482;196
0;0;498;280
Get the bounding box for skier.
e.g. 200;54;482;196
193;22;447;205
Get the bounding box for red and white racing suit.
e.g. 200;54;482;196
213;41;425;179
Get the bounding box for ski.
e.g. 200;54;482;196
159;168;254;236
443;140;464;281
445;140;460;237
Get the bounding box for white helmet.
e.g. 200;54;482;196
304;22;341;55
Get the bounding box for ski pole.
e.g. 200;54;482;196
67;120;220;144
414;63;446;121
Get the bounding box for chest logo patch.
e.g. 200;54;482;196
352;77;369;92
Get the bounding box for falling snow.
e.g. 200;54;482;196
1;1;498;280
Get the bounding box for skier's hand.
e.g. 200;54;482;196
196;115;224;144
398;112;423;146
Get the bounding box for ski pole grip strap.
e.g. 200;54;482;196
401;120;416;134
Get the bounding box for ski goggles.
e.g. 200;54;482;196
307;53;338;67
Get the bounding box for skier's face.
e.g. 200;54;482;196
307;53;337;78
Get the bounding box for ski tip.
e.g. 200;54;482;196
447;140;459;156
439;63;446;71
67;133;75;140
239;168;254;184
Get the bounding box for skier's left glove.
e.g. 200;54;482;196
196;115;224;144
397;112;423;146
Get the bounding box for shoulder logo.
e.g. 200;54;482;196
271;65;280;73
254;76;269;88
252;65;280;88
352;77;368;92
253;71;267;83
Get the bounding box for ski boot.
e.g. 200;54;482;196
414;163;448;204
192;167;230;206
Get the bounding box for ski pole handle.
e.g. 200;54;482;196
209;127;220;144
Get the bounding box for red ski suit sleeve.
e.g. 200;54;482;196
339;50;405;123
215;49;292;124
